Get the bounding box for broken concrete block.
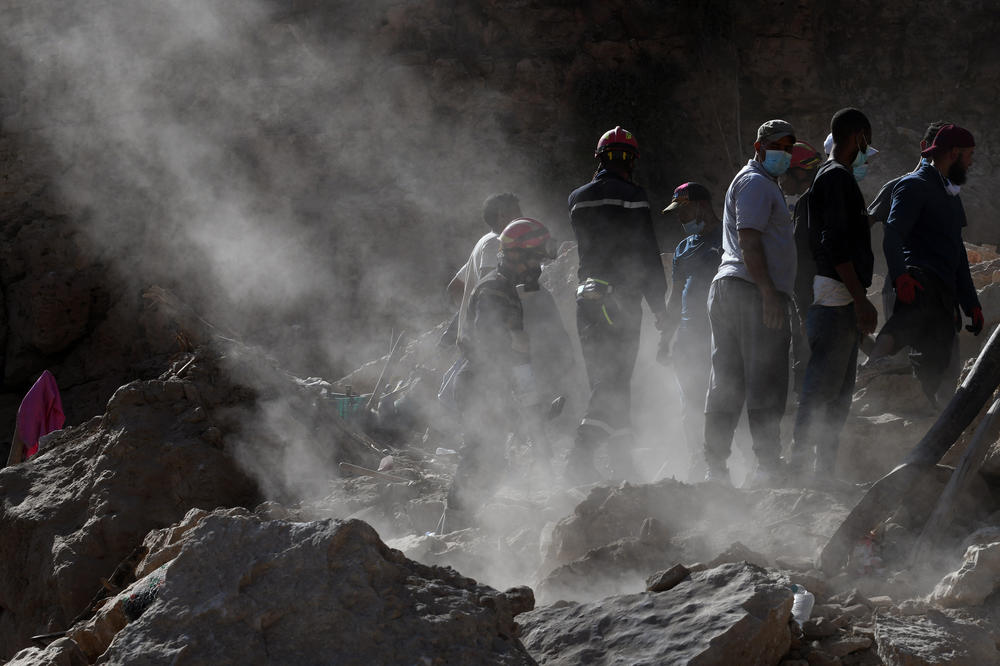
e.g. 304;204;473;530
824;635;872;657
521;562;792;665
802;617;838;638
929;541;1000;608
875;612;1000;665
645;563;690;593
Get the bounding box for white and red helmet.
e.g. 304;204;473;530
499;218;557;259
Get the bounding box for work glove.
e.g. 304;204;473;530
966;306;985;335
893;273;923;304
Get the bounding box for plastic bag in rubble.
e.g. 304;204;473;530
790;584;815;626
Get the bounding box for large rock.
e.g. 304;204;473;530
929;541;1000;608
540;479;852;596
0;354;258;658
875;611;1000;665
520;562;792;665
536;534;680;604
62;512;536;665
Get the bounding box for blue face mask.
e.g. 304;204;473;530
681;219;706;236
853;164;868;182
762;150;791;177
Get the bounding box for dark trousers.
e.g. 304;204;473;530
446;366;508;513
672;325;711;460
791;303;860;475
575;295;641;448
879;268;956;401
704;278;791;467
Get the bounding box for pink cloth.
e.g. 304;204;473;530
18;370;65;459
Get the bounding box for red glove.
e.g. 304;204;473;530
967;306;984;335
894;274;924;304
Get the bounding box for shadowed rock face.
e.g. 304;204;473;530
12;512;537;666
0;351;260;659
520;562;792;666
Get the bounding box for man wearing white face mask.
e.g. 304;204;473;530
703;119;797;487
658;182;723;480
789;108;878;483
862;124;982;405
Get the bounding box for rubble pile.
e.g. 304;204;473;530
9;510;537;665
521;562;794;665
0;339;382;660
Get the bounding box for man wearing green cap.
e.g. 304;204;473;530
703;119;797;487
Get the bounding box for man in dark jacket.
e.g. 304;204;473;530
790;108;878;481
564;126;669;484
659;182;723;480
862;124;983;404
441;218;558;531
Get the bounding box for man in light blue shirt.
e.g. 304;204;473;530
703;119;797;487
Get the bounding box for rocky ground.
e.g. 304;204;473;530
3;274;1000;664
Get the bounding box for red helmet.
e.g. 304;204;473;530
595;126;640;159
789;141;822;171
499;218;557;259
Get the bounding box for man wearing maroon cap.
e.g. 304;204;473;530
862;124;983;405
659;182;723;480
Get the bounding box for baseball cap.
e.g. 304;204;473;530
920;124;975;157
756;119;796;145
790;142;823;170
662;182;711;213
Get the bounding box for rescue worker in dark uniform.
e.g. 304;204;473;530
564;127;669;484
658;182;723;481
441;218;557;532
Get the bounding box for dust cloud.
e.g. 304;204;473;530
4;0;798;595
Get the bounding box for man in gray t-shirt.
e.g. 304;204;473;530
703;119;797;487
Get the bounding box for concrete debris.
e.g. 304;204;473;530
875;611;1000;665
14;511;538;665
520;562;793;665
646;563;690;593
929;541;1000;607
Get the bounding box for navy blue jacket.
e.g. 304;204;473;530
668;226;723;332
884;163;979;313
568;169;667;316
